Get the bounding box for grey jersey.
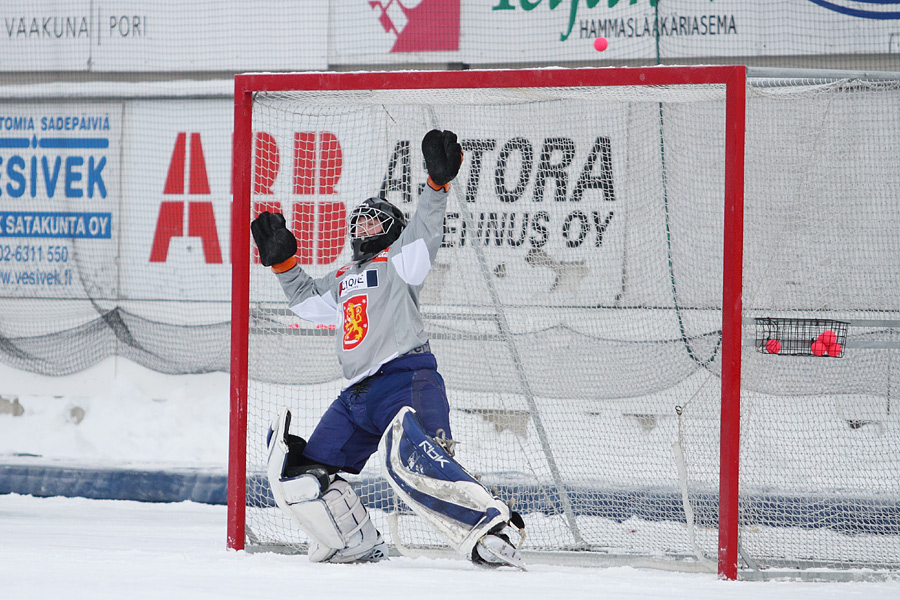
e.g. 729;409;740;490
275;186;447;386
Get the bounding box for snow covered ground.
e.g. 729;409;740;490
2;493;899;600
0;358;230;468
2;357;900;596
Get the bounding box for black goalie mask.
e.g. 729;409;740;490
348;197;407;263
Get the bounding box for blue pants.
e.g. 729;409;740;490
302;352;452;474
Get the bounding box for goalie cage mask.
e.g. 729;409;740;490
349;197;407;263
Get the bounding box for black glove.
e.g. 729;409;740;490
422;129;462;186
251;212;297;267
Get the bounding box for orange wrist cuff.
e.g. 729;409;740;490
427;176;450;192
271;256;297;273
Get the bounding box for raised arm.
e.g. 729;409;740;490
251;211;338;324
390;130;463;285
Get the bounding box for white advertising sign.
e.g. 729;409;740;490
0;88;706;321
118;100;233;308
247;94;633;308
0;102;121;313
1;0;328;72
330;0;900;65
0;98;234;326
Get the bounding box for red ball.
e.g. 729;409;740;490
820;330;837;346
811;340;827;356
765;339;781;354
826;342;842;357
593;37;608;52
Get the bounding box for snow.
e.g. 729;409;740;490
0;357;229;468
2;358;900;596
2;493;898;600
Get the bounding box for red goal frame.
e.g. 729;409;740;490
227;66;747;580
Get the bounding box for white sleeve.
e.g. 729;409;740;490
391;238;432;286
289;293;338;325
276;264;339;325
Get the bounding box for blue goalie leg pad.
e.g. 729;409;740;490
380;406;522;560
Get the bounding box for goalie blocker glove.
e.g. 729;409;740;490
422;129;462;190
251;211;298;269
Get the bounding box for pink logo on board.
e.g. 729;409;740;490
369;0;460;52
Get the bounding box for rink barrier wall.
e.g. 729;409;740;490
3;462;898;538
0;462;227;505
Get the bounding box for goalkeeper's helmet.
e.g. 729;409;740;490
348;197;407;263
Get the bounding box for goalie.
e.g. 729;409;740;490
251;130;525;568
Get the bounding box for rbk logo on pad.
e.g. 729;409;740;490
369;0;460;52
342;295;369;350
418;440;449;467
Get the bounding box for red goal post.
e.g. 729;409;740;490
227;66;748;577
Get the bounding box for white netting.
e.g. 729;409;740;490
678;78;900;570
736;78;900;569
237;74;900;572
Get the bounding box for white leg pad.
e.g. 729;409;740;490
267;407;385;563
304;479;384;563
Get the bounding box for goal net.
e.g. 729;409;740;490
228;67;900;577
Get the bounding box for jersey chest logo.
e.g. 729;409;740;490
339;269;378;298
342;294;369;351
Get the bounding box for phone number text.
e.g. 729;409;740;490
0;244;69;263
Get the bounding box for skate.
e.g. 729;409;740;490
472;520;526;570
